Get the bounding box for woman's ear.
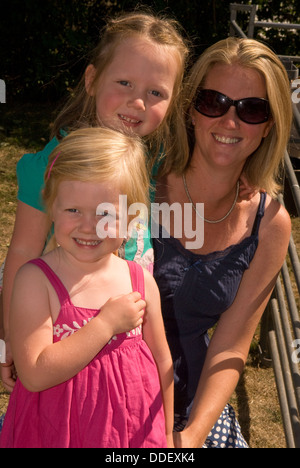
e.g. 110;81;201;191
263;117;274;138
190;106;196;126
85;64;96;96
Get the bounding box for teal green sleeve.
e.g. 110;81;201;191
17;137;60;212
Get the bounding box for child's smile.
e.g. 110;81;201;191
52;180;123;265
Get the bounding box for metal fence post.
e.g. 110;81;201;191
230;3;300;448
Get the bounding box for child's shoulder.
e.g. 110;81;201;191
125;259;150;279
137;264;159;299
16;136;60;211
125;259;156;281
121;259;157;297
17;137;60;173
13;258;50;305
16;258;46;282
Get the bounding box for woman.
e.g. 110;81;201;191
153;37;292;448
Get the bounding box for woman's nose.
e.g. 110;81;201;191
220;106;240;129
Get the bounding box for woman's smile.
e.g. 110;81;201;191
212;133;242;145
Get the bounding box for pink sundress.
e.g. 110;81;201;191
0;259;166;448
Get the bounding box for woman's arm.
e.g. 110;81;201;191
174;200;291;448
10;262;145;392
143;269;174;448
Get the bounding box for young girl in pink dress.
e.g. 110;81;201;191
0;127;174;448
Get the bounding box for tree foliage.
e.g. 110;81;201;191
254;0;299;57
0;0;299;102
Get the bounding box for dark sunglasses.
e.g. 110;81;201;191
194;89;270;125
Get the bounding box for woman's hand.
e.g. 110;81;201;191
173;430;201;448
1;340;17;393
166;433;175;448
239;173;262;200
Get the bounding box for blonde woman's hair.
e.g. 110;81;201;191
44;127;149;220
51;11;190;172
166;37;292;198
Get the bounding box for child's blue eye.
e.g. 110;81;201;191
67;208;78;213
150;90;162;97
118;80;130;87
97;210;109;217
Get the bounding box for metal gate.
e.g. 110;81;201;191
230;4;300;447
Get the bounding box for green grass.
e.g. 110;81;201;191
0;101;57;262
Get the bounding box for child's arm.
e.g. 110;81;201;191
10;262;145;392
3;202;51;337
142;269;174;448
1;202;51;391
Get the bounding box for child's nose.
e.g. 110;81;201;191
127;94;146;111
79;214;97;232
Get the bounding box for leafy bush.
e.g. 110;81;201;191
0;0;299;102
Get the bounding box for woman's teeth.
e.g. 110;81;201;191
213;134;240;144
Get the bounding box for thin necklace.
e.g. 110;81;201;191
182;173;240;224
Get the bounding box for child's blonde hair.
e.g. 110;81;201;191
166;37;292;198
51;11;190;170
44;127;149;221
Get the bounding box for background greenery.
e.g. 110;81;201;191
1;0;299;102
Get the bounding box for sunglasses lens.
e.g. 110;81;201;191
237;98;270;124
195;90;270;124
195;90;228;117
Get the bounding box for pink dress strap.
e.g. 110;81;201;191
29;258;145;304
28;258;71;306
126;260;145;301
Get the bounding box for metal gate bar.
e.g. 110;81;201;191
230;4;300;448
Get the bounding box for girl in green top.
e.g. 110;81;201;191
1;11;189;392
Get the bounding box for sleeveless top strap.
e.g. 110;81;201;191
251;192;267;237
28;258;70;306
29;259;145;304
126;260;145;301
